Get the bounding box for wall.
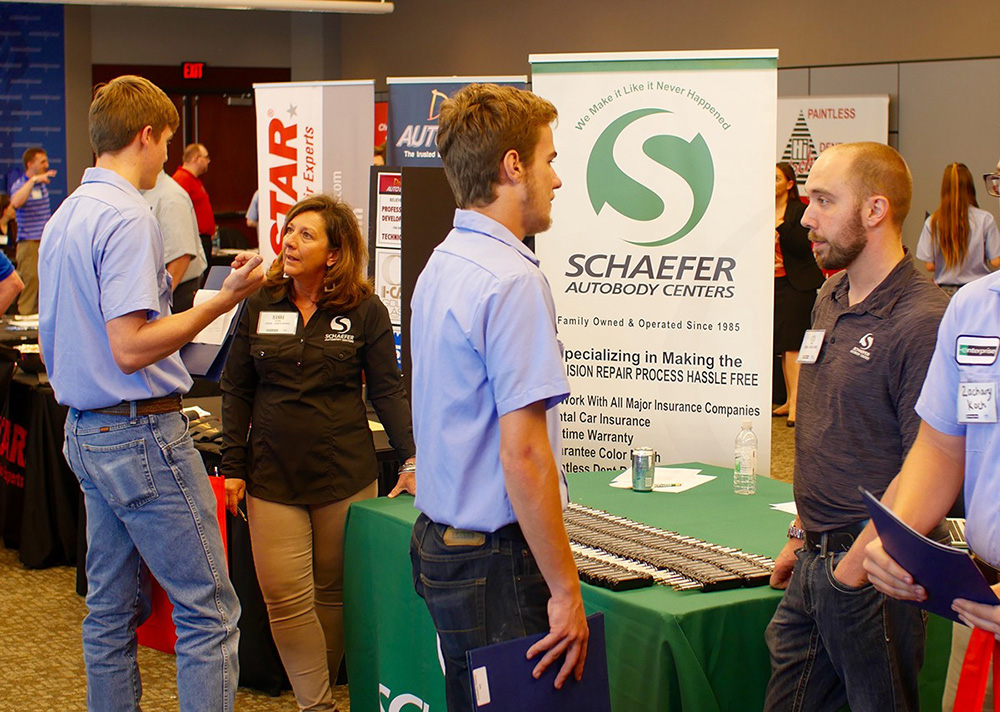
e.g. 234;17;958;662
61;5;340;190
63;5;92;194
55;1;1000;239
338;0;1000;84
778;60;1000;250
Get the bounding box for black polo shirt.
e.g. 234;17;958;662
221;287;415;504
794;255;948;531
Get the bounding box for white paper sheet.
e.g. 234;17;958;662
191;290;238;345
609;467;716;493
182;406;212;419
770;501;798;515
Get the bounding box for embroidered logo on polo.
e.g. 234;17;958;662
850;332;874;361
956;335;1000;365
325;316;355;343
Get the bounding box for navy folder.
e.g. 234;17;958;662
465;612;611;711
861;487;998;623
180;266;246;382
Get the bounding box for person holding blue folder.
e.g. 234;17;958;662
864;158;1000;710
764;143;949;712
409;83;589;711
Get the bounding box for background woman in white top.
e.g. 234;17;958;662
916;162;1000;296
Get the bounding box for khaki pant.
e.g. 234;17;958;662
15;239;38;315
247;481;377;712
943;622;993;711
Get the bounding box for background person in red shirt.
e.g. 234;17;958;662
172;143;216;239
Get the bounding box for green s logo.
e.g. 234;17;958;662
587;108;714;246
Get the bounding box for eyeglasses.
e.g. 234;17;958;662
984;172;1000;198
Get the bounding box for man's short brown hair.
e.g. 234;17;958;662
839;142;913;230
436;83;557;208
22;147;45;169
89;75;179;157
183;143;206;163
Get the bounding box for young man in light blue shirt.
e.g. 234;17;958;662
9;146;56;314
409;83;589;711
38;75;265;712
865;160;1000;711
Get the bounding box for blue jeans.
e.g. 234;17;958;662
764;548;926;712
410;513;550;712
63;408;241;712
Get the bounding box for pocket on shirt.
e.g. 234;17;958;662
323;344;360;387
250;335;297;383
958;365;1000;453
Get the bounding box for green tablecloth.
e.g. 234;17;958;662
343;464;949;711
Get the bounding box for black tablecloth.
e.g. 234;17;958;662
0;372;79;569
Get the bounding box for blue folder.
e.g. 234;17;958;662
465;612;611;711
862;487;998;623
180;266;246;382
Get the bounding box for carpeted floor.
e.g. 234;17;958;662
0;426;795;710
0;544;349;711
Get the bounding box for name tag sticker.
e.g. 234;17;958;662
472;666;491;707
257;311;298;335
956;335;1000;365
797;329;826;364
958;382;997;424
30;188;42;200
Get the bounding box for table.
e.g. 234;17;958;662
342;464;950;711
0;371;79;569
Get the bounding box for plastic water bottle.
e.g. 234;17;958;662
734;419;757;495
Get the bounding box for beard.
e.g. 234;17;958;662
810;209;867;271
521;172;553;236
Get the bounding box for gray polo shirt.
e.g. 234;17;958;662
794;254;948;532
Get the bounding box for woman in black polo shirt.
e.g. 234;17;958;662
221;194;416;711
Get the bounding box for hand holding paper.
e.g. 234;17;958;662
953;584;1000;635
864;537;927;602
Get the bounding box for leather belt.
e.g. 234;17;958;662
92;395;183;416
804;522;866;556
494;522;527;543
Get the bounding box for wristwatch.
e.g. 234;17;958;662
787;519;805;540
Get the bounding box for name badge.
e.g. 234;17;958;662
797;329;826;364
257;311;298;335
956;335;1000;365
30;188;42;200
958;382;997;424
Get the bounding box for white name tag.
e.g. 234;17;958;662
257;311;298;335
958;382;997;424
30;188;42;200
956;335;1000;365
472;666;491;706
797;329;826;364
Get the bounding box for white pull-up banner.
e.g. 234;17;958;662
254;80;375;266
530;50;778;474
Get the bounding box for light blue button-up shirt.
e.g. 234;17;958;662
411;209;569;532
916;271;1000;566
38;167;192;410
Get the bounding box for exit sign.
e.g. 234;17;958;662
182;62;206;80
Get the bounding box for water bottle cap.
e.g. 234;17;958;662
741;418;753;429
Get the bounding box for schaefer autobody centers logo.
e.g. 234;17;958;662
565;80;738;301
326;316;355;343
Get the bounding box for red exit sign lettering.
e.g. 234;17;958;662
182;62;205;79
